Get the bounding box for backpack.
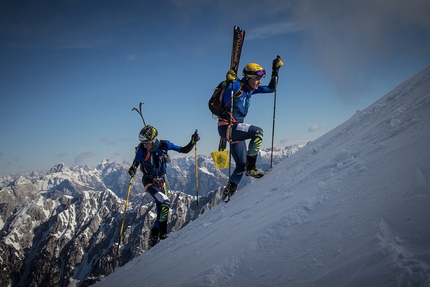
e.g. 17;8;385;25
138;140;170;176
208;80;244;117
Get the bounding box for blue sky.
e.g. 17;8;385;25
1;0;429;176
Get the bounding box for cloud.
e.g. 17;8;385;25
56;152;67;159
14;157;20;163
125;54;140;61
0;1;137;49
308;125;321;132
100;137;117;146
74;152;95;165
290;0;430;98
247;22;301;40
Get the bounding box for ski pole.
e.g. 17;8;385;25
163;174;171;197
115;176;133;269
227;89;234;201
270;77;278;169
194;129;199;219
270;55;281;169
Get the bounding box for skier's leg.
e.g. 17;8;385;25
231;123;265;178
145;184;170;246
153;189;170;239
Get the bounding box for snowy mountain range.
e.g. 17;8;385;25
0;144;306;287
93;65;430;287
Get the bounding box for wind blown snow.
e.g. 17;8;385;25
94;65;430;287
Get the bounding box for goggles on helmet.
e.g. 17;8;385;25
247;69;266;79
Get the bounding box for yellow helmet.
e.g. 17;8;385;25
242;63;266;79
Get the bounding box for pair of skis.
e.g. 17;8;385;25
223;26;245;203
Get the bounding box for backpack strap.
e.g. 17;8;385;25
223;81;244;123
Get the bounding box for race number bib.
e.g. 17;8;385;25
236;123;251;132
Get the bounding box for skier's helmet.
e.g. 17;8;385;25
139;125;158;143
242;63;266;79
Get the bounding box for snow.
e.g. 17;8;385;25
93;66;430;287
199;166;215;177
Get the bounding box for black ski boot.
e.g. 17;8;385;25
148;227;160;248
222;181;238;201
245;155;265;178
159;220;168;241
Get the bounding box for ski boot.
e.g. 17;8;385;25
148;227;160;248
245;155;265;178
222;181;238;202
159;220;168;241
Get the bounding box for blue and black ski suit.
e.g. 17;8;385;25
218;77;276;185
132;138;195;236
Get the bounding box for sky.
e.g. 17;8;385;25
93;63;430;287
1;0;430;176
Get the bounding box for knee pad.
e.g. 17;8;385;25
160;202;170;222
249;129;264;157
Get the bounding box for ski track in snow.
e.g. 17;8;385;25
94;66;430;287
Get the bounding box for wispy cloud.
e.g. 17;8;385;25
247;22;300;40
290;0;430;99
0;1;137;49
308;125;321;132
56;152;67;159
100;137;117;146
125;54;140;61
74;152;95;165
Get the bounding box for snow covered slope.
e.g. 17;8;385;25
94;65;430;287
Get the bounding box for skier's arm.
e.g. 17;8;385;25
179;131;200;153
268;55;283;90
129;145;143;176
256;56;284;92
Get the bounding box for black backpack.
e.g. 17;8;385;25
208;80;243;117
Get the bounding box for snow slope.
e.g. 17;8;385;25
94;65;430;287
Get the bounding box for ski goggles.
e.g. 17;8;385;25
247;69;266;79
142;138;157;146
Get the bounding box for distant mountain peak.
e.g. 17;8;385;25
49;163;70;174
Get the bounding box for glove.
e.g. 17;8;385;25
271;55;284;78
128;161;139;177
191;130;200;144
226;70;237;82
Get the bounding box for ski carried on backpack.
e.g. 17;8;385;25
209;26;245;120
230;26;245;74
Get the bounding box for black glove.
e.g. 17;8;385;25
191;130;200;144
128;161;139;177
271;55;284;78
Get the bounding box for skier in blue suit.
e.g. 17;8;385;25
129;125;199;247
218;57;283;200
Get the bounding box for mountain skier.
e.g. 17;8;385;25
128;125;200;247
218;57;283;200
